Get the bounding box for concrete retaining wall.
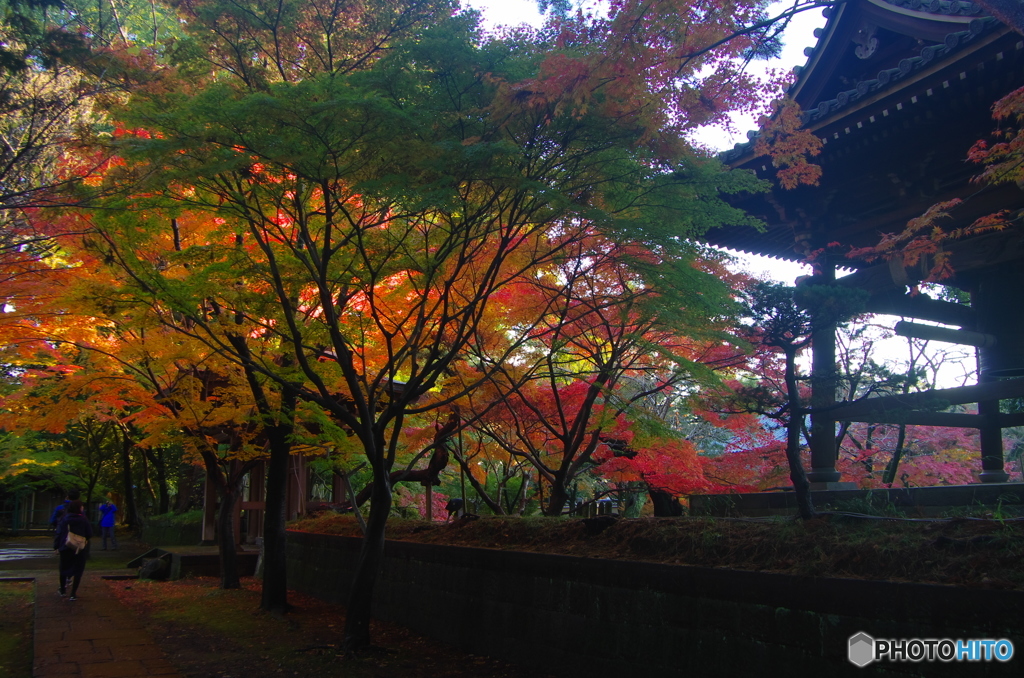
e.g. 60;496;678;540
286;530;1022;677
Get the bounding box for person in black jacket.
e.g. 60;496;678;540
53;500;92;600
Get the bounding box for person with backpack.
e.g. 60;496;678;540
98;497;118;550
49;489;80;532
53;500;92;600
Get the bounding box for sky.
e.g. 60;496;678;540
462;0;830;283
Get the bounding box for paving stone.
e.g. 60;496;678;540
64;648;114;663
34;570;182;678
33;664;81;677
79;660;149;678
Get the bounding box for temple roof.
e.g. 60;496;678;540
707;0;1024;270
721;0;1000;162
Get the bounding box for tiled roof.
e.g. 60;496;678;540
798;16;997;123
879;0;984;17
720;3;1000;162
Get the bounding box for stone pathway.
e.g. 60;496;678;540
32;570;180;678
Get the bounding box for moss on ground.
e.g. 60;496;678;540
289;512;1024;589
0;581;33;678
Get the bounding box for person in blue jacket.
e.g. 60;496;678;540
53;500;92;600
98;497;118;550
48;489;80;532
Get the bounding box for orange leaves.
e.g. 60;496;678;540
752;97;822;190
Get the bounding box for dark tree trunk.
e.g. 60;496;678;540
340;414;457;649
452;451;503;514
882;423;909;486
261;421;293;614
784;347;815;520
146;448;170;514
119;431;142;533
216;475;242;590
544;477;570;516
649;488;684;516
343;476;392;651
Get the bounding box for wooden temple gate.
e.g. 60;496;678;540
712;0;1024;488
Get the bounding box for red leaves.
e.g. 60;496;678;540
848;85;1024;280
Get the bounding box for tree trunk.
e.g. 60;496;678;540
784;348;815;520
544;477;570;516
147;448;170;514
216;476;242;590
649;488;684;516
119;432;142;533
452;451;502;514
882;423;909;486
342;476;392;651
261;424;292;614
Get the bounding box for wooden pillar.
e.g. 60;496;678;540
229;461;243;547
200;475;217;545
978;391;1009;483
808;257;841;483
332;471;345;504
973;266;1020;483
244;462;266;543
285;454;307;520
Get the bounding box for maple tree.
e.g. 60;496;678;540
455;235;749;516
1;0;826;648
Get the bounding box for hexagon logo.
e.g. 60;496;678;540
849;632;875;667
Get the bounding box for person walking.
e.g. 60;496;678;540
98;497;118;550
54;500;92;601
48;489;80;532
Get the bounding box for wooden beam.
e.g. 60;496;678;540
838;411;984;428
833;411;1024;429
862;291;976;327
894;321;996;348
999;412;1024;429
830;377;1024;421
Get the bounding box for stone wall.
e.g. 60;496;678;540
286;531;1021;677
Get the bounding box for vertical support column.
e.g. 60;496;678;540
808;257;841;484
201;475;217;545
332;471;345;504
973;266;1017;483
285;454;307;520
230;461;244;547
978;374;1009;483
246;462;266;543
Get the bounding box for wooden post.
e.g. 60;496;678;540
978;373;1010;483
201;475;217;546
808;257;841;484
973;266;1019;483
245;462;266;543
285;455;307;520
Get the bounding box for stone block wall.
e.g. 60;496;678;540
286;531;1021;677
